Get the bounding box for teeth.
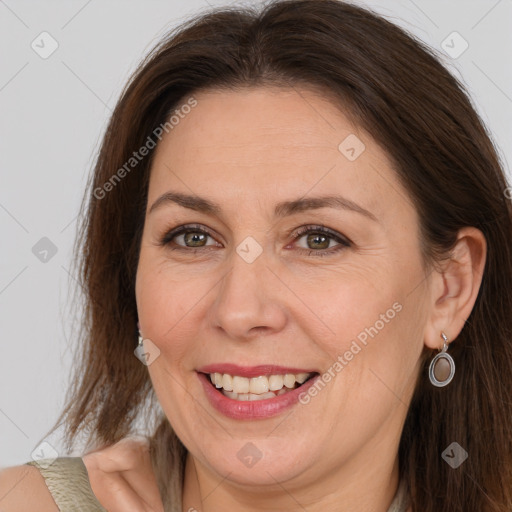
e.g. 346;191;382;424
233;376;250;393
295;372;309;384
250;376;269;394
268;375;284;391
208;371;313;396
222;374;233;391
223;390;276;401
283;374;296;388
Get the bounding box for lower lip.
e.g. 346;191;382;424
197;372;320;420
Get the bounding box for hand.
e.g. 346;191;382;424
82;436;165;512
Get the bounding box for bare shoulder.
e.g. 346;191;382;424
83;436;164;512
0;464;59;512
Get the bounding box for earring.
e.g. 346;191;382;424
428;332;455;387
134;326;147;363
136;322;143;347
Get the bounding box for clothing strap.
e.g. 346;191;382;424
26;457;107;512
388;477;410;512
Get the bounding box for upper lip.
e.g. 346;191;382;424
197;364;318;378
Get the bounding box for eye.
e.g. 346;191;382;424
160;224;219;250
292;225;351;257
159;223;351;257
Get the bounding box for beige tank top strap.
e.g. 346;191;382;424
387;478;410;512
25;457;107;512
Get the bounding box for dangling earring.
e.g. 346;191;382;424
137;322;143;348
134;324;160;365
134;323;147;364
429;331;455;387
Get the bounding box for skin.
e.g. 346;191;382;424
133;86;486;512
0;87;487;512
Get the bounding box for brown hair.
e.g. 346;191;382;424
44;1;512;510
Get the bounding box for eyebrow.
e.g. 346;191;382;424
148;191;378;222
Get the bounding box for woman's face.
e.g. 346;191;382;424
135;87;431;489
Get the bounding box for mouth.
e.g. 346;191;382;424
200;370;319;402
196;365;322;420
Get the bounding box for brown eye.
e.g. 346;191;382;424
182;231;208;247
160;224;219;250
293;225;351;257
302;232;331;250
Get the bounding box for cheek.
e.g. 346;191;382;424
313;262;425;392
135;263;197;421
135;254;211;365
309;268;401;346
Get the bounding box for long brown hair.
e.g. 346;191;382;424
44;1;512;510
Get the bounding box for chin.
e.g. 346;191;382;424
197;440;313;487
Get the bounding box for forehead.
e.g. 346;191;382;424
147;86;413;225
157;86;362;160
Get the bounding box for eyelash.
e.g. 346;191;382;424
159;224;351;257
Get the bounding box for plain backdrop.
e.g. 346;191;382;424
1;0;511;467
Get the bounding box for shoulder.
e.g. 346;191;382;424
0;463;59;512
0;436;163;512
83;435;164;512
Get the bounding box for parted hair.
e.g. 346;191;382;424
45;1;512;510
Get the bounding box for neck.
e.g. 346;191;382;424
182;446;401;512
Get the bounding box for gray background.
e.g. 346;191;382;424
1;0;511;467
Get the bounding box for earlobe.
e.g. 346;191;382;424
424;227;487;351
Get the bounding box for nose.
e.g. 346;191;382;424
209;246;288;340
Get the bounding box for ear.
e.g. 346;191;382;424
424;227;487;350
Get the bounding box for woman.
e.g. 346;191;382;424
1;0;511;510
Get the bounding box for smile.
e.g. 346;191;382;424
196;365;320;419
208;372;313;400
